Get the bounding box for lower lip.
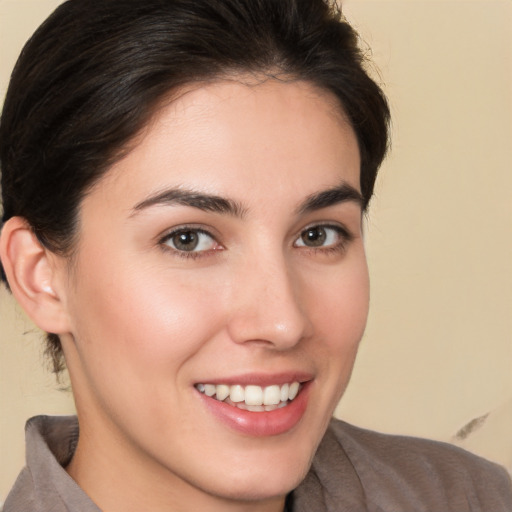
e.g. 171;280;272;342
198;382;311;437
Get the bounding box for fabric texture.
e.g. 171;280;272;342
4;415;512;511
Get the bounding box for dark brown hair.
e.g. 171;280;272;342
0;0;390;373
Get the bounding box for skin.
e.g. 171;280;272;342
6;79;369;511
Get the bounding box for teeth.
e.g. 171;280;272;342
216;384;230;401
246;404;264;412
289;382;300;400
245;385;263;406
204;384;216;397
263;385;281;405
195;381;302;408
280;383;289;402
230;385;245;403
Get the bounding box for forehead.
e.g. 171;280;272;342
86;78;361;213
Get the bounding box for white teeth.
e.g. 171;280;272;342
216;384;230;401
246;404;265;412
280;383;289;402
204;384;216;397
289;382;300;400
245;385;263;406
196;381;302;409
263;385;281;406
230;384;245;403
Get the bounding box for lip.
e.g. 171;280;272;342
197;379;312;437
194;371;313;387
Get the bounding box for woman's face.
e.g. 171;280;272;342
58;79;369;508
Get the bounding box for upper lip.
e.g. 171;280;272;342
194;372;313;387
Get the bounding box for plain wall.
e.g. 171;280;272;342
1;0;511;502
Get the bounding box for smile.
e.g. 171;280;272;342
195;382;301;411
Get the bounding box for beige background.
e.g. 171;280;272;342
1;0;511;503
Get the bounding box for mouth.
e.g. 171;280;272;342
195;382;301;412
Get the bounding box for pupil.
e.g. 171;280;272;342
173;231;198;251
302;227;326;247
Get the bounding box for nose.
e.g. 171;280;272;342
226;251;312;350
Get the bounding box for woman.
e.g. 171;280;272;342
0;0;510;510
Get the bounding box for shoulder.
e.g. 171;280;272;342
328;417;508;476
297;418;512;512
3;415;91;512
3;469;35;512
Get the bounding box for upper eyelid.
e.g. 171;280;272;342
158;224;219;243
297;222;353;239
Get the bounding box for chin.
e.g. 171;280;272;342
199;442;314;502
206;466;309;503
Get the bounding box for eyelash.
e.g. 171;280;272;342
159;226;221;260
295;224;353;255
158;223;353;260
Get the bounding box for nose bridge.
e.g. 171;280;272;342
227;246;311;349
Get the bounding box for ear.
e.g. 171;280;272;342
0;217;71;334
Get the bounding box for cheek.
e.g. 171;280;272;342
308;254;370;349
304;251;369;403
67;256;227;383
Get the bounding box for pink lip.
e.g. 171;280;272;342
195;371;313;387
198;380;312;437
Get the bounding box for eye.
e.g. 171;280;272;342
161;228;218;253
294;225;349;249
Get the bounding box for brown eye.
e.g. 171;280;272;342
172;230;199;251
300;227;327;247
294;225;348;250
162;229;217;253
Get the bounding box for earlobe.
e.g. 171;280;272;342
0;217;71;334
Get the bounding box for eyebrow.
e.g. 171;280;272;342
131;187;246;218
131;181;362;218
297;183;363;214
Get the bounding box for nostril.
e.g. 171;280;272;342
226;307;310;349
